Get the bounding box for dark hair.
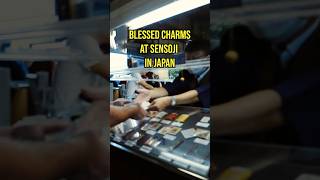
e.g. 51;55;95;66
185;39;210;54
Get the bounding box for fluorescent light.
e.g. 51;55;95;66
126;0;210;30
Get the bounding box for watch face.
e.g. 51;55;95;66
171;97;176;106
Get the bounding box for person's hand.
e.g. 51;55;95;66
80;87;108;102
138;80;154;90
134;88;151;104
125;103;147;120
11;117;71;140
64;131;107;180
79;132;107;180
148;96;172;111
112;98;131;106
75;101;108;136
110;103;147;126
135;88;151;95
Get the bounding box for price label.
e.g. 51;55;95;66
146;130;156;135
140;145;153;154
171;122;183;127
161;120;171;125
196;122;210;128
163;134;176;141
194;138;209;146
125;140;136;147
200;116;210;123
150;118;160;122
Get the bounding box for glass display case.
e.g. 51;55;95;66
213;140;320;179
110;106;211;179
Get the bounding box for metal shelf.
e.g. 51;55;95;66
0;15;108;41
0;50;108;61
110;57;210;75
211;0;320;23
110;76;174;82
111;0;173;30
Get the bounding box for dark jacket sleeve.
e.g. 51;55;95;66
196;84;210;108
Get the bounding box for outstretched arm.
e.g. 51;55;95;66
110;104;146;127
212;89;284;135
0;132;104;180
148;90;199;111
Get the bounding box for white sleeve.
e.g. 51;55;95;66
68;35;105;69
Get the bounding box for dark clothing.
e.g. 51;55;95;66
163;69;210;108
163;70;198;96
211;26;282;105
196;84;210;108
213;25;320;147
274;24;320;147
275;73;320;147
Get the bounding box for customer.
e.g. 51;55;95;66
139;39;211;110
0;100;146;179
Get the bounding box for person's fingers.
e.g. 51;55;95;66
11;121;71;141
134;93;151;104
135;89;143;93
67;131;107;179
137;80;145;86
138;80;153;90
113;98;126;102
149;100;156;106
11;125;45;140
135;88;150;94
134;111;145;120
42;122;71;134
112;98;131;106
124;103;147;120
147;105;159;111
80;88;108;101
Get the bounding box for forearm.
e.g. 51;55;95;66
213;90;282;121
214;110;283;135
110;105;140;127
174;90;199;105
149;87;169;99
212;89;284;135
0;134;92;180
138;80;154;90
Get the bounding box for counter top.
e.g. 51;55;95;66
213;140;320;179
110;106;211;179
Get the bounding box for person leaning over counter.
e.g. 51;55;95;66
138;39;210;111
0;100;145;179
211;24;320;147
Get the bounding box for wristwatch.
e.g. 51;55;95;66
171;96;176;106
